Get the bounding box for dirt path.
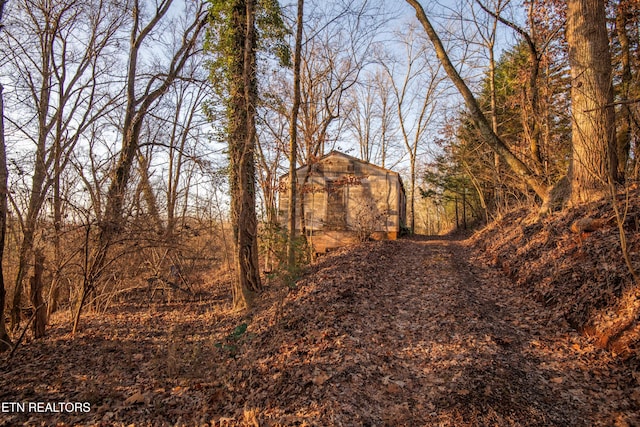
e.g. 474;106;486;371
246;237;634;426
0;237;637;426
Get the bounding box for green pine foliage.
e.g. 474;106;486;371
423;39;571;225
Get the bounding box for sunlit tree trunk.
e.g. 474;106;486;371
227;0;262;308
0;82;12;351
615;1;632;179
405;0;548;202
0;0;10;344
287;0;304;269
566;0;618;204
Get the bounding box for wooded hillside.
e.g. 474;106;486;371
0;0;640;424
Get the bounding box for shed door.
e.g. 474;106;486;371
325;180;347;230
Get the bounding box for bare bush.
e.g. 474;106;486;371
351;196;385;242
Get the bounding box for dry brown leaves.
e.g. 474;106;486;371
471;189;640;354
1;231;639;426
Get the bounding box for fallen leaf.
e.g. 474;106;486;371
312;370;330;386
124;392;146;405
387;383;401;394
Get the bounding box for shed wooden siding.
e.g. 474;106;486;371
279;151;406;252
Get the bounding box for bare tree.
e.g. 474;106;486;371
0;0;125;329
297;1;381;161
405;0;549;203
74;0;207;331
345;69;399;167
162;72;210;237
256;84;288;229
287;0;304;269
380;25;445;232
347;78;377;163
99;0;206;240
0;0;11;347
372;70;398;169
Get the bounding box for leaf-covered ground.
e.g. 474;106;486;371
1;234;639;426
471;189;640;357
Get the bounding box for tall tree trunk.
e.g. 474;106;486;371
136;149;164;234
615;1;632;179
409;156;416;232
0;82;12;351
405;0;549;202
11;24;53;330
228;0;262;308
566;0;618;204
287;0;304;268
30;250;46;339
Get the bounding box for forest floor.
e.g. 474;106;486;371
1;224;639;425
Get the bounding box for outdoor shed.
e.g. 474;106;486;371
279;151;406;253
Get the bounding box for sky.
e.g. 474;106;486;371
0;0;529;220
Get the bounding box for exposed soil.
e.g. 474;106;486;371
1;234;639;426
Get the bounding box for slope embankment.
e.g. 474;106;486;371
471;188;640;358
